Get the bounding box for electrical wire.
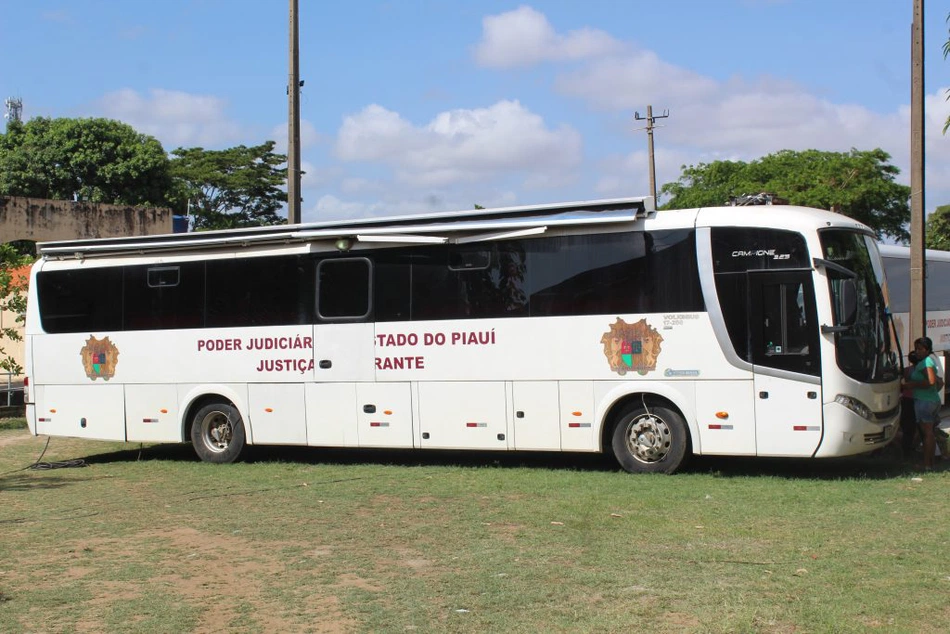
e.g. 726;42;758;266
26;435;87;469
0;436;86;477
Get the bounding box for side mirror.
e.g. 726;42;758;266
820;279;858;334
839;279;857;327
813;257;858;335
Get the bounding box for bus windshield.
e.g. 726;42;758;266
819;231;898;383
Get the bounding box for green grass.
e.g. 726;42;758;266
0;417;26;431
0;428;947;633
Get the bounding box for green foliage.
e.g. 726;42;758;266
660;148;911;242
0;417;27;430
925;204;950;250
170;142;288;230
0;244;31;376
944;13;950;134
0;117;172;206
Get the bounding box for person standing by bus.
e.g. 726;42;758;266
899;350;920;458
902;337;942;470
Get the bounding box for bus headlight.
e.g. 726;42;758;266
835;394;872;421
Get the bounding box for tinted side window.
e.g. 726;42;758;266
37;268;123;333
882;256;950;312
375;254;412;322
527;230;703;317
124;263;205;330
207;255;313;327
377;230;702;322
411;249;461;320
318;258;371;320
410;244;530;320
712;228;810;361
711;227;810;272
929;260;950;311
882;256;909;313
750;274;820;376
452;244;528;319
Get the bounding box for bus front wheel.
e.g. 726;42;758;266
191;402;246;464
611;404;688;474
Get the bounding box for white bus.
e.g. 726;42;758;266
879;244;949;399
23;197;901;473
879;244;950;358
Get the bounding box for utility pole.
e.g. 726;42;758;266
287;0;302;225
634;106;669;204
910;0;926;345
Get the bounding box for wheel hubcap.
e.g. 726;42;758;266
625;414;672;463
200;411;233;453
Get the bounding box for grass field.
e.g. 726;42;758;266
1;419;948;633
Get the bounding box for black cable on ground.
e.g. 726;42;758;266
0;437;86;477
28;458;86;470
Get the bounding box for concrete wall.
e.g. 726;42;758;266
0;196;172;243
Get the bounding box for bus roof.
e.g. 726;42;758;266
38;196;656;258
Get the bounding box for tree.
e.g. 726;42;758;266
0;117;172;206
660;148;911;242
169;143;288;230
944;12;950;134
926;204;950;250
0;244;31;376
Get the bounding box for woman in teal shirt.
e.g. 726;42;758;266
901;337;942;469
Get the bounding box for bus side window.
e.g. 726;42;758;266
761;282;809;356
751;274;819;376
317;258;371;320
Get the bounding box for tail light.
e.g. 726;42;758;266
23;376;29;403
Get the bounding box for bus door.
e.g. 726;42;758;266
305;257;392;448
748;270;823;457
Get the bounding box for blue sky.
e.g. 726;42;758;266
3;1;950;223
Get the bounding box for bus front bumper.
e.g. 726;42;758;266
814;401;899;458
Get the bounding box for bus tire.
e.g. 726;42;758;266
611;404;688;474
190;402;246;464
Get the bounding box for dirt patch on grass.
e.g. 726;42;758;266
0;428;33;447
152;526;357;633
13;526;360;634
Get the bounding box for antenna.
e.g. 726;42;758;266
4;97;22;125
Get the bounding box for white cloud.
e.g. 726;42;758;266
555;51;718;108
318;8;950;220
94;88;244;148
299;161;341;191
340;177;385;195
335;100;582;188
474;5;623;68
307;190;522;224
310;194;383;222
547;27;950;210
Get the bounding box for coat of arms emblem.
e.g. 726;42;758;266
600;318;662;376
80;336;120;381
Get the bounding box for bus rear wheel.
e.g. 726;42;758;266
611;404;688;474
191;402;246;464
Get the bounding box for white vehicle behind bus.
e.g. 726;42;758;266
879;244;950;356
23;197;901;473
879;243;949;398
